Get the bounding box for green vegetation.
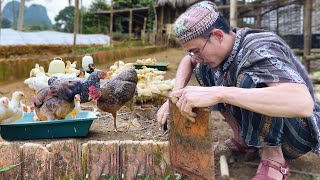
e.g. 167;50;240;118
56;0;154;35
76;40;143;54
54;6;75;32
1;18;12;28
112;32;130;41
0;161;23;173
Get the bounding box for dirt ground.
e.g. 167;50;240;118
0;48;320;179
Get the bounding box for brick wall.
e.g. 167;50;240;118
0;140;172;180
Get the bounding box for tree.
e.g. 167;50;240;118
88;0;109;12
113;0;151;9
54;6;74;32
17;0;25;31
73;0;79;60
110;0;153;34
81;0;109;34
0;0;2;41
11;0;16;28
2;17;11;28
147;0;154;32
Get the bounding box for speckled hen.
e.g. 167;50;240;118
89;67;138;132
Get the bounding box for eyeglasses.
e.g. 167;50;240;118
188;34;211;62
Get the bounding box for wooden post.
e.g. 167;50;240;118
110;0;113;37
255;14;261;29
160;6;164;33
142;17;147;45
143;17;147;33
230;0;238;28
129;9;132;40
98;16;101;33
73;0;79;61
0;0;2;42
303;0;312;72
12;0;16;29
79;0;83;34
276;0;279;34
17;0;25;31
168;7;171;24
110;0;113;47
174;8;179;20
153;2;158;34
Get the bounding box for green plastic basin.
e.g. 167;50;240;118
134;62;169;71
0;111;97;141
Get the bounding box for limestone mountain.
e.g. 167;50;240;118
2;1;52;30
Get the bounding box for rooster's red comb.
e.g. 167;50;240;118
89;86;95;91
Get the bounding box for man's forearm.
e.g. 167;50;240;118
174;55;195;90
220;83;314;118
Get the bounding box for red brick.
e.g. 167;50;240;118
120;140;154;180
21;143;53;180
83;140;120;180
46;139;82;180
0;142;21;180
153;141;173;180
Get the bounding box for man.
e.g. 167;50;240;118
157;1;320;179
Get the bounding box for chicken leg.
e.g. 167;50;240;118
125;99;136;132
112;112;118;132
111;100;135;133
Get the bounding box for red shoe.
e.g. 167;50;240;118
252;159;290;180
225;137;257;153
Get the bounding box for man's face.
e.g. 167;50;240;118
183;31;226;68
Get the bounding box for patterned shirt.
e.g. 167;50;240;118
194;28;320;154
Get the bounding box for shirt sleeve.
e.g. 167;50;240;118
240;43;305;85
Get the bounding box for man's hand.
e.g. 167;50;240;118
157;100;170;128
171;86;222;119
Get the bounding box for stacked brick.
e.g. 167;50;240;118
0;140;172;180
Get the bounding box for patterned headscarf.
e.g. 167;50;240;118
173;1;219;43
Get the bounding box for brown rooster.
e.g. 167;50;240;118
89;67;138;132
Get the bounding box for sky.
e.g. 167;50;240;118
1;0;110;24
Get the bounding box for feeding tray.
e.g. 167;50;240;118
134;62;169;71
0;111;97;141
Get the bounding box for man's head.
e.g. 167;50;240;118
173;1;234;67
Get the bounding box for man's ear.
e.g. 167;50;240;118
213;29;223;42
